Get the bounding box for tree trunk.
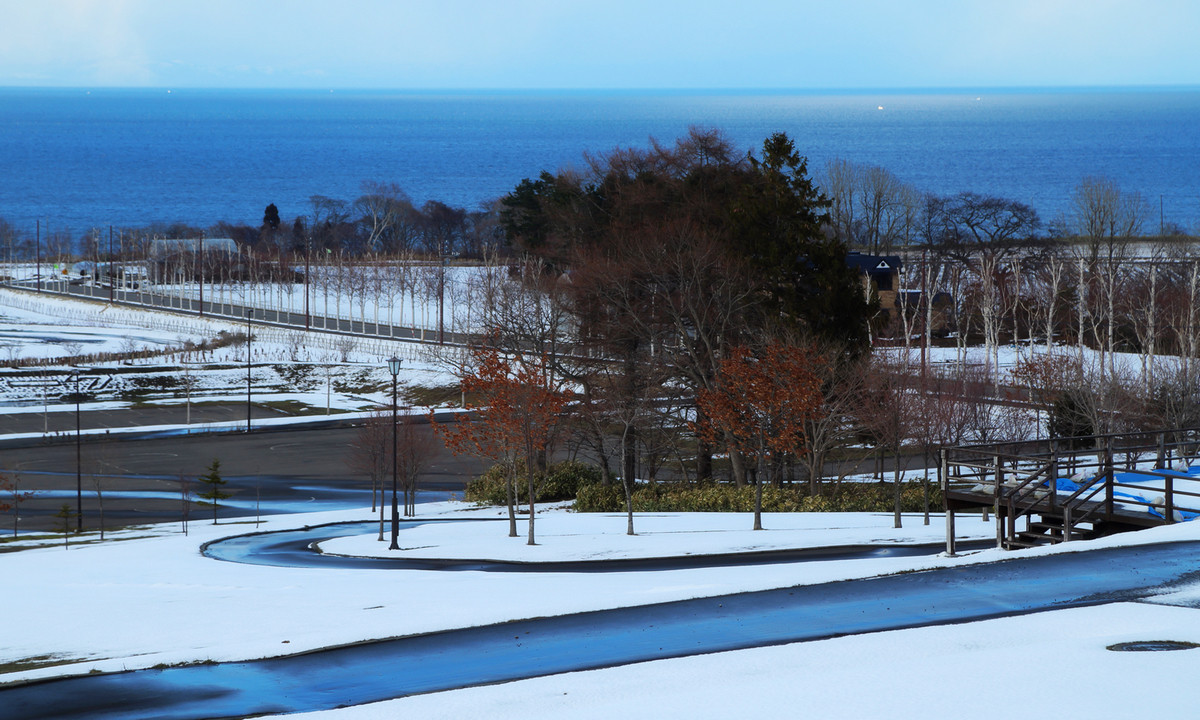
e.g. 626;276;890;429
729;441;747;487
527;470;536;545
624;478;635;536
621;425;635;535
696;441;712;482
506;464;518;538
752;465;764;531
893;450;903;529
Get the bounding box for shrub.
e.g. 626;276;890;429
573;481;942;514
465;460;603;506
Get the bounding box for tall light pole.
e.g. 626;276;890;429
35;219;41;292
246;309;253;433
304;233;311;330
71;371;82;532
437;247;446;345
387;356;402;550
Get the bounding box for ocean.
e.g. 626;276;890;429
1;87;1198;237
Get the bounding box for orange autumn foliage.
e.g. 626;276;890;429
696;344;825;472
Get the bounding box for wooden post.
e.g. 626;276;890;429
1166;474;1175;523
1048;451;1058;512
1105;437;1115;520
942;448;955;556
995;453;1005;549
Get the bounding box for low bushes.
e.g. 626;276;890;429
574;481;942;514
464;460;603;506
466;459;943;514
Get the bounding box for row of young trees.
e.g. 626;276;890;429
890;244;1200;394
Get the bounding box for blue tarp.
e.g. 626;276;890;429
1047;469;1200;521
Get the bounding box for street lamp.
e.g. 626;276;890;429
246;309;253;433
70;371;82;532
387;355;402;550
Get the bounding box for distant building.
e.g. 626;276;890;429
845;252;952;335
846;251;902;309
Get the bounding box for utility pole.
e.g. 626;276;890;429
246;309;253;433
73;372;82;532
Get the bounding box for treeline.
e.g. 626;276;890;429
0;183;505;263
822;159;1192;257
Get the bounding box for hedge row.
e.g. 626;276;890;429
574;481;942;514
464;460;603;505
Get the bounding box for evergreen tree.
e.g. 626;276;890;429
196;458;230;525
54;503;76;549
263;203;281;230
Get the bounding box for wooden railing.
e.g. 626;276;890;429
941;429;1200;551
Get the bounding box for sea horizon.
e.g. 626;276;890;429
2;86;1198;237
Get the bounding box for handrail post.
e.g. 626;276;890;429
1104;438;1115;520
941;448;955;556
994;453;1004;549
1063;504;1073;543
1166;474;1175;523
1047;451;1058;513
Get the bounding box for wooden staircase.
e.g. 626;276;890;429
941;429;1200;555
1004;516;1096;549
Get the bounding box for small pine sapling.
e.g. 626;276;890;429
196;458;230;525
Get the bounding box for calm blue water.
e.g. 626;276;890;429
1;87;1198;237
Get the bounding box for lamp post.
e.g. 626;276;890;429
71;371;82;532
387;356;402;550
246;309;253;433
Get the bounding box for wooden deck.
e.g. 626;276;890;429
940;429;1200;553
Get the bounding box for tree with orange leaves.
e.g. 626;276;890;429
696;344;825;530
435;344;568;544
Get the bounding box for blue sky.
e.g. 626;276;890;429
3;0;1198;89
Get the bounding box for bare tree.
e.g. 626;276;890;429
926;192;1042;267
856;352;921;528
397;406;438;517
178;474;193;535
354;181;413;253
797;346;866;496
0;470;33;537
349;409;390;537
1071;176;1149;264
823;158;858;246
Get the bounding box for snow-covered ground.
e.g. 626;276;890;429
0;287;459;416
5;502;1200;719
5;283;1200;719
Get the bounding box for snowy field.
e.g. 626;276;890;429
4;286;1200;718
0;287;458;418
5;502;1200;719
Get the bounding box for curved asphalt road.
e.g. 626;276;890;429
4;524;1200;720
203;519;984;572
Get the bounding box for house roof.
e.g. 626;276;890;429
845;251;903;273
